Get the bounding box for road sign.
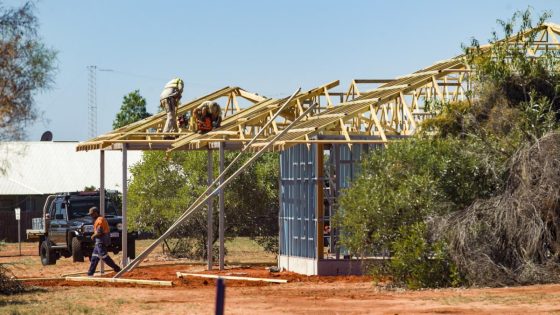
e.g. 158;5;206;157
15;207;21;256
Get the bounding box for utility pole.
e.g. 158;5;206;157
87;65;97;139
87;66;113;139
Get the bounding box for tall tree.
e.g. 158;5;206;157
0;1;57;140
112;90;151;129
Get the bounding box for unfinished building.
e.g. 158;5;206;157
76;23;560;276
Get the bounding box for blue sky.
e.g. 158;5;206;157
6;0;560;141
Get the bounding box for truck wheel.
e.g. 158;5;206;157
71;237;84;262
40;241;56;266
127;238;136;259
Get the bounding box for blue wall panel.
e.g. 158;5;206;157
279;144;317;258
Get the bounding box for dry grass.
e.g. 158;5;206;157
0;237;275;279
445;132;560;286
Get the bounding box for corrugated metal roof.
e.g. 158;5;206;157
0;142;142;195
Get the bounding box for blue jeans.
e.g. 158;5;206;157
88;243;121;276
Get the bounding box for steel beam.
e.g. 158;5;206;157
122;144;128;267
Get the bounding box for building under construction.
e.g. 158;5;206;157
77;23;560;276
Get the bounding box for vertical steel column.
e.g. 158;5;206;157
122;144;128;267
316;144;324;260
207;149;214;270
278;152;284;268
100;150;105;274
334;145;341;260
219;143;225;270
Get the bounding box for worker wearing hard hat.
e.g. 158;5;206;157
87;207;121;276
160;78;184;134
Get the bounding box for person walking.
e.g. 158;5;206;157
87;207;121;276
160;78;184;134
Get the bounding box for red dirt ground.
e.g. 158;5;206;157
14;264;560;314
5;243;560;313
22;264;371;289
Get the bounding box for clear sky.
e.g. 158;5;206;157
5;0;560;141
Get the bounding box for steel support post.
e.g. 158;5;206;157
219;142;225;270
207;149;214;270
122;144;128;267
100;150;105;274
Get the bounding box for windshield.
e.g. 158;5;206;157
67;200;119;219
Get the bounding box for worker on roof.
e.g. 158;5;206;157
87;207;121;276
189;107;201;132
160;78;184;134
210;102;222;128
197;102;213;134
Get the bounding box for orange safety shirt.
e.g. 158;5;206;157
94;216;111;245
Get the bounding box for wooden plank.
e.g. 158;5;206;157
176;272;288;283
306;113;345;120
354;79;394;84
208;130;239;136
66;276;173;286
236;89;267;103
287;127;316;133
367;84;409;92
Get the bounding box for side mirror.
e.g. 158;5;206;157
55;214;64;220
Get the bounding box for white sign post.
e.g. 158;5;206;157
15;207;21;256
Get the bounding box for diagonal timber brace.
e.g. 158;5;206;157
114;88;314;278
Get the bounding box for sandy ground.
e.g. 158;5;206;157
3;241;560;314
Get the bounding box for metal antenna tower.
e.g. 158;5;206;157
87;65;97;138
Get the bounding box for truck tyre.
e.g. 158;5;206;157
40;241;56;266
127;238;136;260
71;237;84;262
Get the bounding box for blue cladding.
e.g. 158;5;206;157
279;143;383;259
279;144;317;258
337;144;364;189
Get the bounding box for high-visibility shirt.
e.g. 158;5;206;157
164;78;184;91
94;216;111;246
160;78;184;100
197;116;212;133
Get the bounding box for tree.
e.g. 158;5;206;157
127;151;279;259
0;2;55;293
112;90;151;129
0;2;57;140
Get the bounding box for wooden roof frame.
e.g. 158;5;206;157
77;23;560;153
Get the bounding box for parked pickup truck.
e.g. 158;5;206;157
27;191;136;266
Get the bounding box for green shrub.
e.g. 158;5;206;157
335;137;502;288
376;222;461;289
336;138;503;256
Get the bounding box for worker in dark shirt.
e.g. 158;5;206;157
210;102;222;128
87;207;121;276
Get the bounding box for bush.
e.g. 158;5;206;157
335;137;503;287
0;242;25;295
338;9;560;288
336;138;502;256
128;150;280;259
375;222;461;289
